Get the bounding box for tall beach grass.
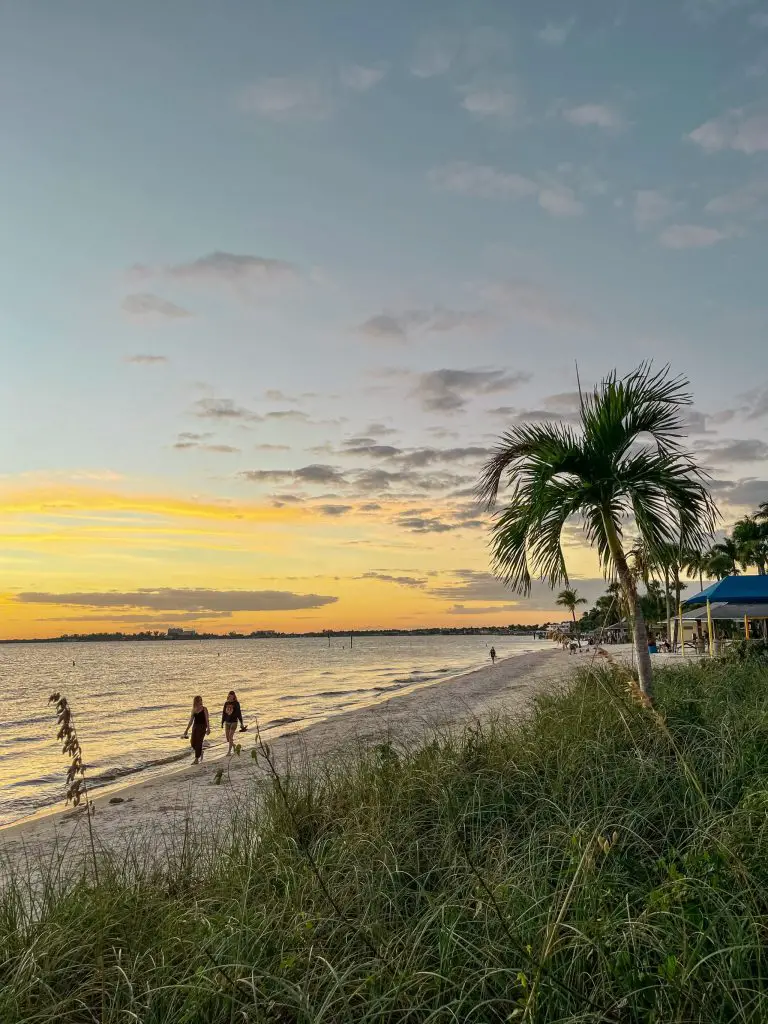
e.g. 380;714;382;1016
3;659;768;1022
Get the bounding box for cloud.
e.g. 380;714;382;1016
396;516;457;533
239;76;332;119
358;314;407;341
688;110;768;154
459;80;521;118
537;186;584;217
429;161;584;217
705;180;768;215
192;398;261;421
740;384;768;419
357;307;492;342
125;354;168;365
563;103;623;130
342;444;403;458
121;293;192;318
318;504;353;516
718;478;768;507
413;368;530;412
429;570;607;609
429;161;538;201
173;438;241;454
131;251;299;294
701;438;768;463
255;443;291;452
446;604;522;615
483;279;593;330
359;572;427;587
340;63;388;91
633;190;681;230
16;588;339;612
410;31;459;77
658;223;729;249
684;0;752;24
396;446;490;468
240;464;346;486
537;19;575;45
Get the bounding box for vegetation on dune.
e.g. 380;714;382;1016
4;660;768;1022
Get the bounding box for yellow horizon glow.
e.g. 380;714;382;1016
0;478;601;639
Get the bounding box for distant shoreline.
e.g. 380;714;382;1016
0;628;547;645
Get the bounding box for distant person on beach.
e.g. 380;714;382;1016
183;696;210;764
489;646;497;664
222;690;246;756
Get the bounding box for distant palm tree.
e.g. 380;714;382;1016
556;588;587;645
709;537;742;577
477;364;717;702
732;516;768;575
682;549;708;591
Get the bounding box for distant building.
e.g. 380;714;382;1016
167;627;197;639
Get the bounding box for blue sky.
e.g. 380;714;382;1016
2;0;768;634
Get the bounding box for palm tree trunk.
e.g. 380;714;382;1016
602;514;653;701
664;567;672;650
571;608;581;647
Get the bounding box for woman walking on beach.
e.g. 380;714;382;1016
183;695;210;764
490;646;497;664
222;690;246;756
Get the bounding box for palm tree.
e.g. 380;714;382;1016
556;587;587;645
709;537;742;576
477;364;717;702
731;516;768;575
682;548;708;591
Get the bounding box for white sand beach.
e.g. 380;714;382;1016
0;647;570;873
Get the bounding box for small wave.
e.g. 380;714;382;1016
263;716;303;729
88;749;193;786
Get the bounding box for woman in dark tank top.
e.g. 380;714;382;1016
183;695;210;763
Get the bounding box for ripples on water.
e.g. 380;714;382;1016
0;634;544;826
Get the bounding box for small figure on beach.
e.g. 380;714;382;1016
489;646;497;664
222;690;247;756
183;696;210;764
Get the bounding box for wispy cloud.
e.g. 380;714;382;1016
339;63;388;91
412;368;530;412
481;279;593;331
706;180;768;215
563;103;623;130
16;588;338;612
633;190;681;230
429;161;584;217
359;572;427;587
410;31;459;77
688;109;768;154
192;398;262;422
125;354;168;365
658;223;730;249
459;78;521;119
121;293;192;318
132;251;298;293
537;19;575;46
239;76;332;119
357;307;492;342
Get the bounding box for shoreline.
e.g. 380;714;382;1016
0;647;568;870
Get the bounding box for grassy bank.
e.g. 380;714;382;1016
3;660;768;1022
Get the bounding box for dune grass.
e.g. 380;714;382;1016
3;659;768;1022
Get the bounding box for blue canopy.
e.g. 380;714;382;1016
682;575;768;607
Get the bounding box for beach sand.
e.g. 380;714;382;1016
0;647;570;873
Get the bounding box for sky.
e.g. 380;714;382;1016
2;0;768;639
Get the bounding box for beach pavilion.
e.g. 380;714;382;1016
681;576;768;653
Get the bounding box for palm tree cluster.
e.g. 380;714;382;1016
478;363;718;702
703;506;768;578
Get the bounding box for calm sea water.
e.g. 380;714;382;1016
0;634;544;827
